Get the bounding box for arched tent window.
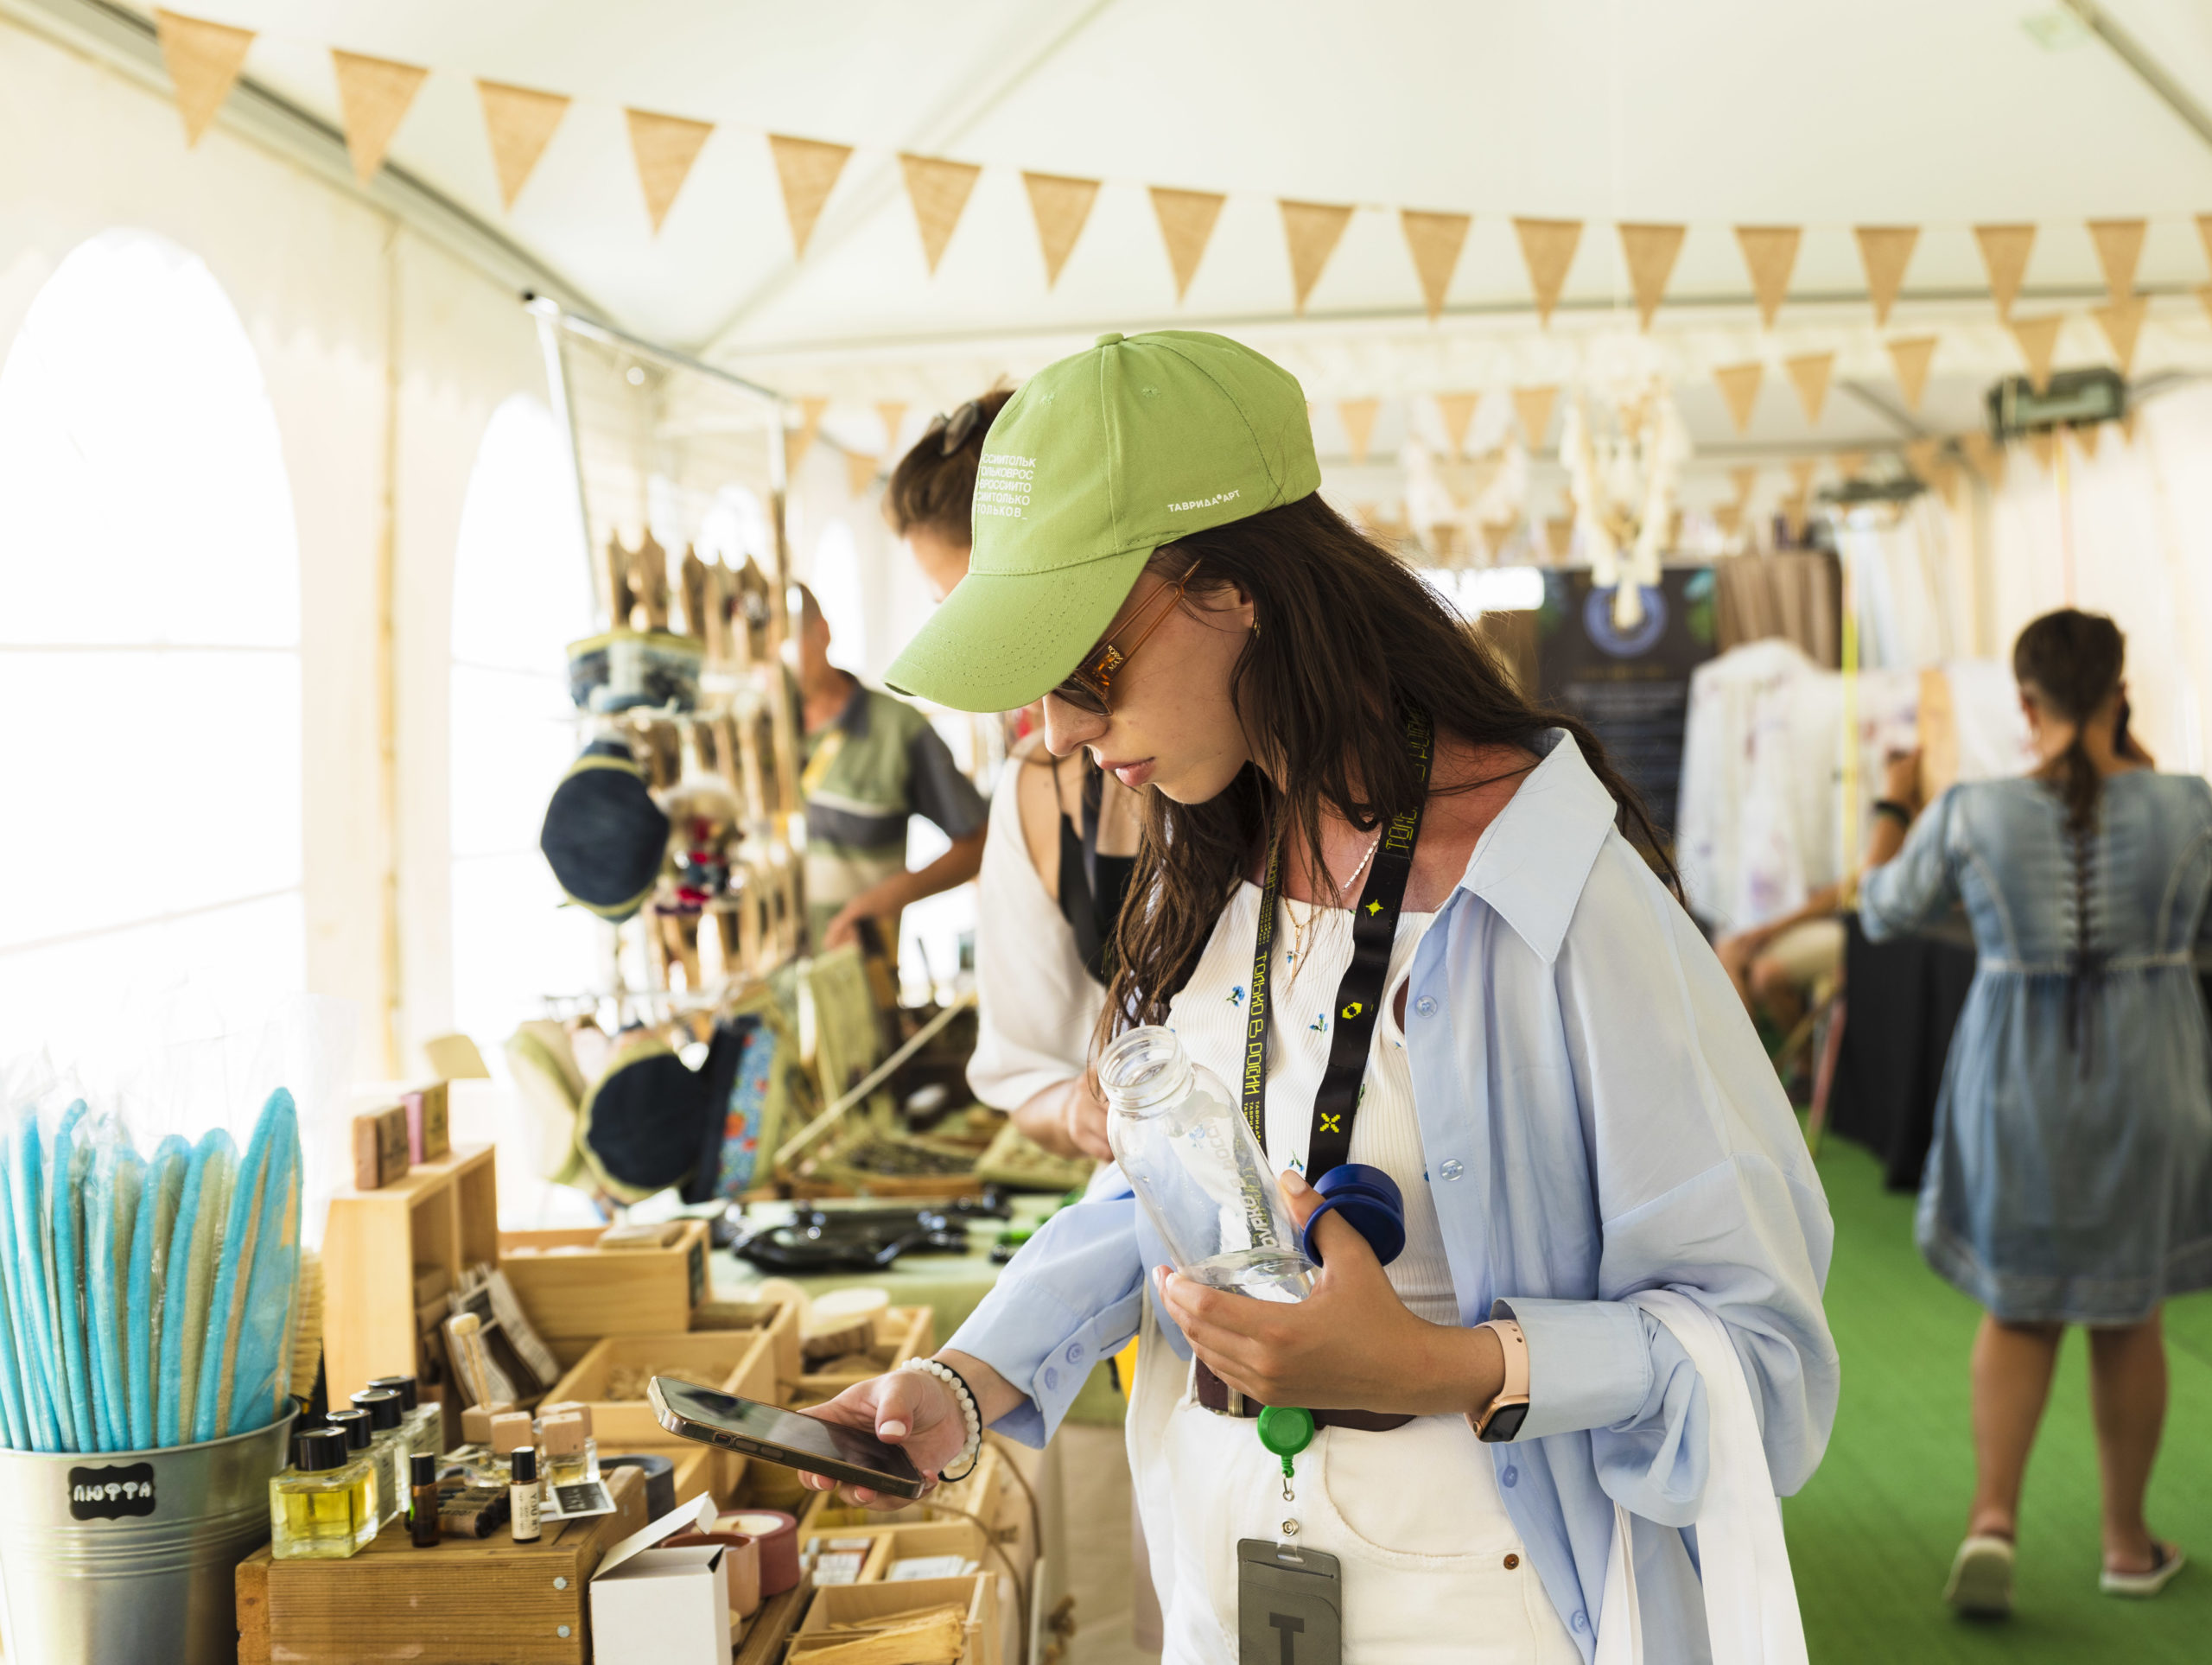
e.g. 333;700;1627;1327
0;230;301;1060
448;395;601;1050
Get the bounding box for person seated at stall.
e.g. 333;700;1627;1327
1714;886;1843;1039
797;582;987;952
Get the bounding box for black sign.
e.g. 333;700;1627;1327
69;1463;157;1520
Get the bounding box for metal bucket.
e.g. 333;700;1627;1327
0;1409;297;1665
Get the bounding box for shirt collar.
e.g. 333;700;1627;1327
1455;728;1621;963
831;677;871;737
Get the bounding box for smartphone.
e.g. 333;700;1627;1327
647;1376;931;1500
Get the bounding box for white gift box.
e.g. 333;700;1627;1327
589;1494;732;1664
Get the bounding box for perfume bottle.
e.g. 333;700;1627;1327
538;1402;600;1487
489;1409;537;1485
327;1408;399;1528
368;1373;444;1456
445;1401;517;1486
270;1427;378;1560
510;1446;542;1543
352;1389;413;1526
410;1451;442;1547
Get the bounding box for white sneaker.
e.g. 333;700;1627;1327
2101;1541;2184;1598
1944;1535;2015;1617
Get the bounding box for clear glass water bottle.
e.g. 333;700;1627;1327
1100;1025;1313;1302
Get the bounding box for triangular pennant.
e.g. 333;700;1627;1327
1618;223;1686;331
154;10;255;147
1545;516;1574;562
875;402;907;453
2009;314;2064;393
2199;214;2212;270
1837;450;1868;481
1974;223;2036;317
1435;393;1480;459
844;451;880;498
2087;218;2145;300
1784;352;1834;424
1904;437;1943;482
1401;210;1471;323
1853;226;1919;327
2120;410;2138;445
2092;296;2147;378
1512;384;1559;448
787;396;830;472
626;108;714;233
2202;284;2212;327
1731;465;1759;505
1961;430;2006;488
1788;457;1819;498
1022;172;1101;288
1733;226;1801;328
1151;187;1227;302
2074;422;2101;461
768;135;852;257
899;154;982;275
1713;363;1764;435
1513;218;1583;327
329;50;428;184
2026;429;2056;473
1281;200;1356;314
1713;501;1743;537
1338;398;1381;465
1885;336;1938;412
1932;461;1963;507
477;81;570;211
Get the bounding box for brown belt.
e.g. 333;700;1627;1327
1193;1360;1414;1432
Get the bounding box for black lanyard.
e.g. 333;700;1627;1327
1240;709;1433;1180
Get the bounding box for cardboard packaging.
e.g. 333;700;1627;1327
590;1494;733;1665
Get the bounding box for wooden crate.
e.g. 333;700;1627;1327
497;1218;711;1369
697;1290;804;1386
321;1144;499;1417
734;1579;811;1665
237;1460;647;1665
794;1306;934;1401
544;1328;777;1446
799;1516;986;1575
798;1442;1005;1538
791;1575;996;1665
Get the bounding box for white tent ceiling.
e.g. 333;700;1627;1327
74;0;2212;453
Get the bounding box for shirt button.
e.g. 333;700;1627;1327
1503;1554;1520;1570
1415;996;1438;1018
1572;1611;1590;1634
1065;1344;1084;1364
1043;1366;1060;1391
1439;1159;1464;1181
1501;1465;1518;1487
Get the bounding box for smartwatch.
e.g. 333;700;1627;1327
1470;1318;1530;1444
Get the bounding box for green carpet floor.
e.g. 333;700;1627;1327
1787;1139;2212;1662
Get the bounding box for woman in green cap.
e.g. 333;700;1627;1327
801;331;1837;1662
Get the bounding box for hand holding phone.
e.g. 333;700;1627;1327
650;1377;934;1501
790;1369;975;1509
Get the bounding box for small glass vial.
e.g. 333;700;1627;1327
538;1404;599;1489
352;1390;412;1526
368;1373;444;1456
509;1446;541;1543
409;1451;442;1547
447;1401;516;1488
270;1427;378;1560
487;1411;537;1490
327;1408;398;1528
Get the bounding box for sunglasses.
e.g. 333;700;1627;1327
1046;562;1201;718
922;400;983;454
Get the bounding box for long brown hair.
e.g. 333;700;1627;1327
882;387;1015;543
1097;493;1671;1039
2012;607;2126;837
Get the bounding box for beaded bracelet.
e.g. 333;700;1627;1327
899;1357;982;1481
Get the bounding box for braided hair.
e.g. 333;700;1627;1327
2012;608;2126;837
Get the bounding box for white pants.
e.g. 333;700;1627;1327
1128;1304;1581;1664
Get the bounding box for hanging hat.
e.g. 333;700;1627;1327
576;1030;713;1203
539;739;671;922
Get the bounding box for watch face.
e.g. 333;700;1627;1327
1479;1401;1531;1445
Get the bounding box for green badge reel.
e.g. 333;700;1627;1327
1257;1405;1315;1533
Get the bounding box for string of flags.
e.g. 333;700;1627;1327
152;10;2212;329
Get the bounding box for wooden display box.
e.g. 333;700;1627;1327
794;1306;934;1401
545;1328;777;1446
791;1575;997;1665
498;1218;711;1369
613;1439;744;1509
800;1517;986;1576
321;1144;499;1419
236;1461;648;1665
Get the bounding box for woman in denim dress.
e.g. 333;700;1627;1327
1861;608;2212;1615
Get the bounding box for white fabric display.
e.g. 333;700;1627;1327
1594;1290;1808;1665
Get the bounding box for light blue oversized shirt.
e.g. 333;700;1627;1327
950;731;1839;1662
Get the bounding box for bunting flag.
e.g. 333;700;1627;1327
1338;398;1381;465
477;81;570;210
1784;352;1834;424
2092;296;2146;377
1618;223;1686;331
1885;335;1938;411
1788;457;1819;498
2087;218;2145;300
1713;501;1743;537
626;108;714;233
2009;313;2063;393
1545;517;1574;562
329;50;428;185
2202;284;2212;327
2200;214;2212;268
1402;210;1471;322
1513;218;1582;327
1837;450;1867;482
2074;422;2101;461
1961;430;2006;488
1734;226;1801;328
154;10;255;146
1974;223;2036;317
844;451;880;497
875;402;907;453
1904;437;1943;483
1513;384;1559;448
1152;187;1226;301
1853;226;1919;326
786;395;830;472
1022;172;1101;288
769;135;852;257
1731;465;1759;505
1713;363;1764;434
2026;429;2056;473
899;154;982;274
1281;200;1356;314
1435;392;1479;459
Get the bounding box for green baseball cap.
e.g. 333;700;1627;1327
884;330;1319;712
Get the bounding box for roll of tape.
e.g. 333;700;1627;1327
722;1508;798;1595
601;1453;677;1521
